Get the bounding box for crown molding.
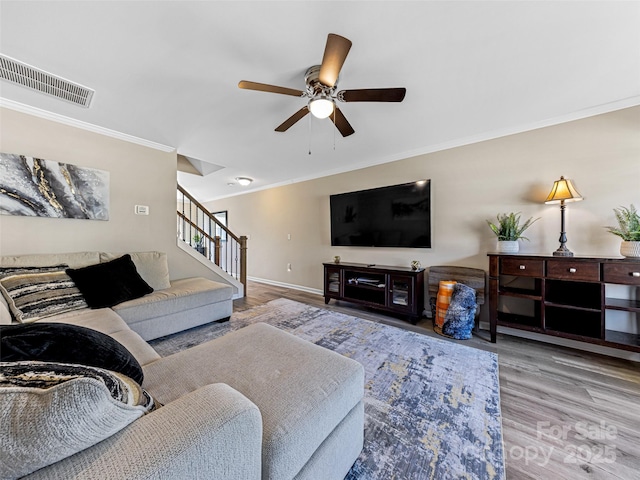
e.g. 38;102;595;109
203;95;640;202
0;97;175;153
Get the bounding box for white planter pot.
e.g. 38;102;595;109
620;241;640;258
497;240;519;253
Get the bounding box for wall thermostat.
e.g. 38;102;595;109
135;205;149;215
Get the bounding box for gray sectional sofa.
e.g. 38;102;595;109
0;251;365;479
0;251;234;340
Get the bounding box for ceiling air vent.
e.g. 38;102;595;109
0;54;94;107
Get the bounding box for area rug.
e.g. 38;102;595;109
149;298;505;480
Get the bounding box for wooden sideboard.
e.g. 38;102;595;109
323;262;425;324
488;254;640;352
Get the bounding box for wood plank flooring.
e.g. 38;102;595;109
234;281;640;480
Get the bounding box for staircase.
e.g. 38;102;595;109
177;184;247;296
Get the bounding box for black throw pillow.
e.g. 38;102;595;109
66;254;153;309
0;322;144;384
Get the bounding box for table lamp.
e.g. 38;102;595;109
545;176;583;256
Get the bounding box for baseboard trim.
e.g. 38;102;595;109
248;276;323;296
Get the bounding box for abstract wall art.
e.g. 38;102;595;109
0;153;109;220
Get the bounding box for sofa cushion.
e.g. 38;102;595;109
0;361;158;479
44;308;162;368
112;277;232;323
0;266;88;323
100;251;171;291
0;251;101;269
46;307;132;335
110;329;163;369
0;323;144;384
142;322;365;480
66;254;153;309
19;383;263;480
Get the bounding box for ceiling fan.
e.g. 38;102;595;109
238;33;406;137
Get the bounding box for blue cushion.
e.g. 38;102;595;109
442;283;477;340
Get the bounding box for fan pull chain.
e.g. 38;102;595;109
333;109;336;150
308;113;312;155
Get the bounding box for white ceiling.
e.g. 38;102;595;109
1;1;639;202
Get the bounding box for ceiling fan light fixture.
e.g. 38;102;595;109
236;177;253;186
308;95;334;119
239;34;405;137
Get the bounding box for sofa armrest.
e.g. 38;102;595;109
25;383;262;480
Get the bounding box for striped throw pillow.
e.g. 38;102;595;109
0;266;88;323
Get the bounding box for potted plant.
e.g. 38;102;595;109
192;233;206;255
605;204;640;258
486;212;539;253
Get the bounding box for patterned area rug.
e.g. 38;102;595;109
149;298;505;480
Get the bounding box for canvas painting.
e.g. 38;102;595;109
0;153;109;220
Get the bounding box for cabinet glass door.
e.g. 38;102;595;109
389;275;412;311
326;268;341;297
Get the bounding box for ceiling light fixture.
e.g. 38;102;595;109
236;177;253;186
308;94;335;119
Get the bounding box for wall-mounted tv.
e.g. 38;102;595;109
330;180;431;248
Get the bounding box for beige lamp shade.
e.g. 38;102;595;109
545;176;583;204
545;175;583;257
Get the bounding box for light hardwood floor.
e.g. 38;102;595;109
234;281;640;480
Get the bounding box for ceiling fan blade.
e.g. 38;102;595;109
331;107;355;137
275;106;310;132
338;88;406;102
238;80;305;97
318;34;352;88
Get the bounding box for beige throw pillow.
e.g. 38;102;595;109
0;361;158;478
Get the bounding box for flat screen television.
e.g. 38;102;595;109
330;180;431;248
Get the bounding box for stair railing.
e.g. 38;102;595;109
177;184;247;295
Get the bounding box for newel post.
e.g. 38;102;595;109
214;236;221;266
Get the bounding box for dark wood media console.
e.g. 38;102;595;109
323;262;425;324
488;254;640;352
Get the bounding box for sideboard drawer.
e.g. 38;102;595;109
501;258;543;277
546;261;600;282
603;263;640;285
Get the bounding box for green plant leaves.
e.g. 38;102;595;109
486;212;539;241
605;205;640;241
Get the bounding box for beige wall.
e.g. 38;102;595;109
205;106;639;295
0;107;230;285
2;105;637;316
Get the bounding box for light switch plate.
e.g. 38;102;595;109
135;205;149;215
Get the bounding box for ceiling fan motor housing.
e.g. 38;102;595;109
238;33;404;137
305;65;336;98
